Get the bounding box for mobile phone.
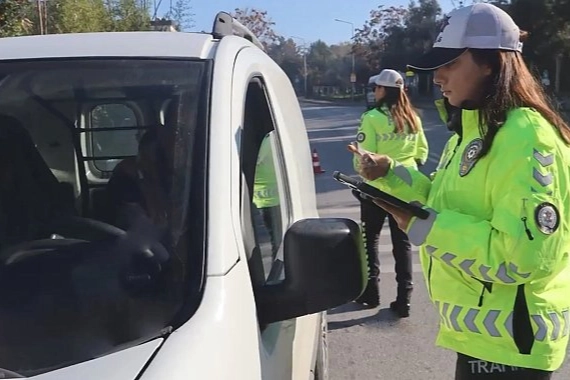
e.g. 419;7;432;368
333;171;430;220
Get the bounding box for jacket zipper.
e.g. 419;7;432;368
521;198;534;241
444;137;462;170
429;137;461;299
477;281;493;307
427;256;433;299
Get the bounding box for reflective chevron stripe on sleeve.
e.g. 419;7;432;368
434;303;570;342
392;162;413;186
375;132;417;142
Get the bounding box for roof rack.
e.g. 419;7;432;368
212;11;265;51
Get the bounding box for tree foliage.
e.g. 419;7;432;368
0;0;195;36
2;1;569;95
231;8;279;48
0;0;33;37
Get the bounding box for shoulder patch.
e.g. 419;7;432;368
535;202;559;235
459;138;483;177
356;132;366;142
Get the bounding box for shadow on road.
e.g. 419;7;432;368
328;305;403;331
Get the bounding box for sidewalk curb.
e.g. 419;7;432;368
299;96;437;109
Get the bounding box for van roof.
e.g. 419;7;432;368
0;32;216;61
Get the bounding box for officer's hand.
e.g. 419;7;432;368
372;199;414;231
359;153;392;180
346;144;392;181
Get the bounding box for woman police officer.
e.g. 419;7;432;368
352;69;428;317
351;3;570;379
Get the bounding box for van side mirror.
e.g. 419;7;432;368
255;218;366;325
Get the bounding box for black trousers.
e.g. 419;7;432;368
259;206;281;260
455;353;553;380
360;197;412;288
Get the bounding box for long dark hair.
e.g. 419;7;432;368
470;42;570;157
375;86;420;133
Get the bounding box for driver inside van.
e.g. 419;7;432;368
107;126;175;231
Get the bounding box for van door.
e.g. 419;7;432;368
232;48;299;380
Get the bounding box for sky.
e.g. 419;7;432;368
158;0;458;45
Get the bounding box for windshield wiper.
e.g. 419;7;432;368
96;326;174;359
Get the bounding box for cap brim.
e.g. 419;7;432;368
407;48;467;71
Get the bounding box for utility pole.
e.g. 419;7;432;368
334;18;356;101
291;36;308;97
37;0;48;35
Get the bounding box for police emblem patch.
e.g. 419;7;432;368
356;132;366;142
535;202;560;235
459;138;483;177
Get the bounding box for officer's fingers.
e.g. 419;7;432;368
358;163;375;178
369;153;390;166
373;199;397;214
359;168;371;180
373;199;411;218
360;153;376;167
373;200;410;229
346;143;361;156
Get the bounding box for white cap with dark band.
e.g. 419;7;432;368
408;3;523;71
375;69;404;89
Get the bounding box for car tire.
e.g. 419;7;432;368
314;312;329;380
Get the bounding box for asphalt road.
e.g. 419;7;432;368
302;99;570;380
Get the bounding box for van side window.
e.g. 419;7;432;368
241;79;290;286
90;103;139;172
252;131;284;280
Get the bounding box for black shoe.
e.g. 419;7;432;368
389;300;410;318
354;279;380;308
389;283;412;317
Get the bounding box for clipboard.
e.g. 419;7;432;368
333;171;430;220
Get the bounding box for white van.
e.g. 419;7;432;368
0;12;365;380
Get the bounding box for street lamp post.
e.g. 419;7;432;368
334;18;356;101
291;36;308;97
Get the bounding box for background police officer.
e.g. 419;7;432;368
352;69;428;317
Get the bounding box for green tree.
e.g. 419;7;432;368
306;40;334;86
167;0;195;31
107;0;151;31
354;5;408;71
232;8;279;48
267;37;303;85
354;1;441;73
0;0;33;37
49;0;113;33
507;0;570;92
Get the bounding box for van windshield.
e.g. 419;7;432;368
0;58;209;377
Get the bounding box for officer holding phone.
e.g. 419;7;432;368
351;69;428;317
